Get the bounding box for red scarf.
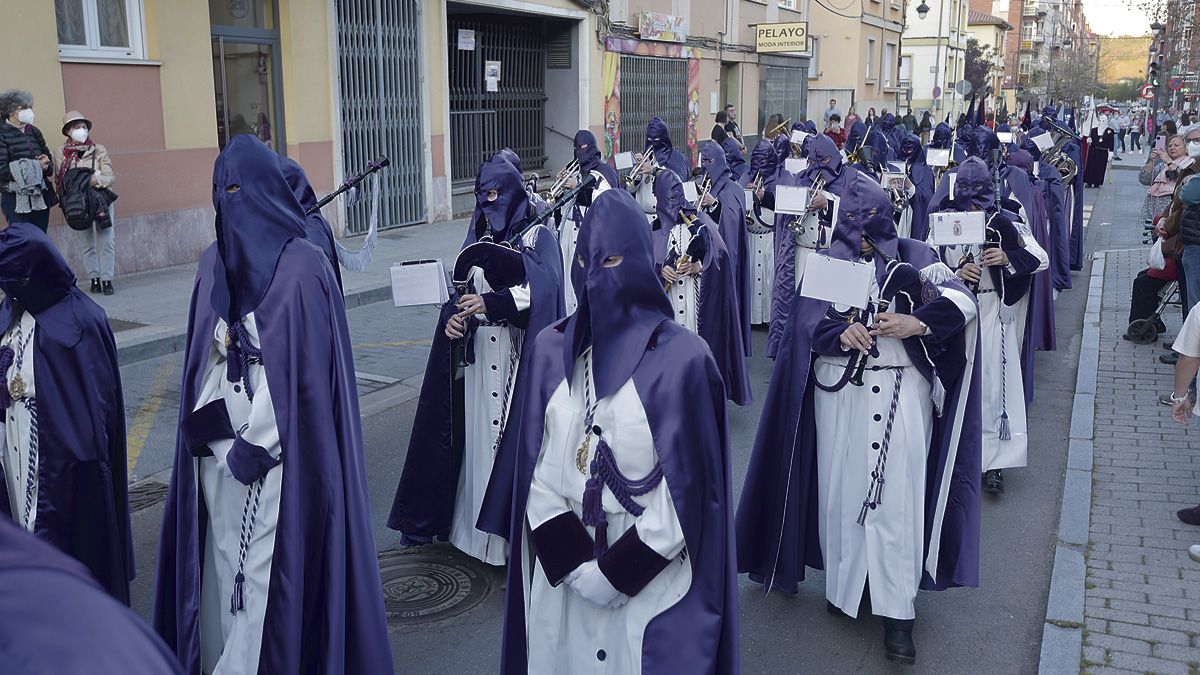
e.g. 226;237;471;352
56;138;94;190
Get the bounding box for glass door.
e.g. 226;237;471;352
212;37;280;151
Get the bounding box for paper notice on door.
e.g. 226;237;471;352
800;254;874;309
486;77;498;92
457;29;476;50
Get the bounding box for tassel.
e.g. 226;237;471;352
593;519;609;557
230;572;245;615
919;262;957;285
857;500;870;526
999;412;1012;440
931;373;946;417
0;346;12;410
581;475;603;528
999;301;1018;325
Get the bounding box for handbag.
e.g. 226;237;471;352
1148;238;1166;270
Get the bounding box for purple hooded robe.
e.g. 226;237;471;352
0;222;133;604
478;188;739;674
736;171;983;596
153;136;393;674
701;140;752;355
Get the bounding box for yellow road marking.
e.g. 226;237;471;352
127;360;178;475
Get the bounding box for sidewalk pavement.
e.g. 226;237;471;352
95;217;470;364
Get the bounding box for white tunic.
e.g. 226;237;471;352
812;274;976;620
451;227;541;565
525;352;690;673
195;314;283;675
747;205;775;325
1;311;37;531
558;173;611;316
943;220;1048;472
665;220;702;333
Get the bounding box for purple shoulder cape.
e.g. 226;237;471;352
736;239;982;594
907;160;936;241
0;288;133;604
153;242;393;674
483;320;739;674
387;225;564;540
0;518;180;674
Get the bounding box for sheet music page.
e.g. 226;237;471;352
614;152;634;170
785;157;809;174
391;260;450;307
1032;134;1055;151
929;210;986;246
926;148;950;167
775;185;810;215
800;254;874;309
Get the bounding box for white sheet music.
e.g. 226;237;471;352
790;129;810;146
929;210;987;246
683;180;699;203
775;185;810;215
1032;133;1055;151
784;157;809;175
997;131;1014;144
391;260;449;307
800;254;874;309
926;148;951;167
615;152;634;170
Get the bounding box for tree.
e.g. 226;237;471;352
1100;78;1144;102
1044;47;1101;106
964;38;1001;98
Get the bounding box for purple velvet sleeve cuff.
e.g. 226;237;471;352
180;399;235;458
912;297;968;344
530;512;595;586
225;437;281;486
596;526;673;597
1005;247;1041;276
482;291;519;321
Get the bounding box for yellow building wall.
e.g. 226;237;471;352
0;2;66;131
152;0;220;150
278;0;334;145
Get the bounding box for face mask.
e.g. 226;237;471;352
832;123;842;131
15;108;34;125
69;128;89;143
1189;140;1200;158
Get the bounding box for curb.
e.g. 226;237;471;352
114;282;392;365
1037;252;1104;675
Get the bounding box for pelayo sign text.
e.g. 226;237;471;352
755;22;809;53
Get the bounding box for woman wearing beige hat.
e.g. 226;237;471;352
55;110;116;295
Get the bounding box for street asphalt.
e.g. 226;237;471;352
115;169;1127;674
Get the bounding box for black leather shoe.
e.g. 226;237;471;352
983;469;1004;495
89;278;101;293
882;617;916;665
102;281;114;296
1161;352;1179;365
1178;505;1200;526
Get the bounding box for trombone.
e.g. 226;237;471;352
845;124;874;166
623;152;657;189
664;210;701;293
545;160;580;201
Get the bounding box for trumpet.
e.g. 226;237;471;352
787;174;827;238
765;117;792;140
695;174;713;210
845;124;875;166
545;160;580;201
624;152;657;188
664;210;700;293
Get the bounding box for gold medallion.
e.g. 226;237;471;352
9;373;25;400
575;434;591;474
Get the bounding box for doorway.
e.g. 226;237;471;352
209;0;284;152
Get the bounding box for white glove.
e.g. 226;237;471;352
567;560;628;609
208;438;236;480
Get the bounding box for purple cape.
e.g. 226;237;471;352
907;156;936;241
0;223;133;604
153;242;393;674
483;319;739;674
0;518;180;674
736;239;983;594
709;166;753;356
652;210;752;405
1061;139;1085;270
387;224;564;539
1037;165;1073;290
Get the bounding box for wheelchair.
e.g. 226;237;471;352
1126;280;1181;344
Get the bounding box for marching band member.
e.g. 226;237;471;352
712;125;749;182
557;130;618;314
768;135;857;359
878;112;902;161
154;136;392;673
628;117;687;215
0;222;133;604
936;157;1048;497
737;171;982;666
700;140;752;355
1023;128;1073;292
652;169;751;405
740;139;782;326
898;133;935;241
483;188;739;674
1040;108;1086;271
389;156;563;564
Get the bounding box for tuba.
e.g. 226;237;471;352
1041;117;1080;184
765;117;792;140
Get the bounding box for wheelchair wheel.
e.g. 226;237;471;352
1126;319;1159;344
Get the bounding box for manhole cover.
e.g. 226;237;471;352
378;546;493;625
129;481;169;512
108;318;147;333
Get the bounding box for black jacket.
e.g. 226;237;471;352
1181;202;1200;247
0;122;52;185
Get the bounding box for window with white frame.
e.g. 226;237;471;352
55;0;146;60
808;36;820;78
899;54;912;86
780;0;796;8
883;43;897;87
866;38;876;79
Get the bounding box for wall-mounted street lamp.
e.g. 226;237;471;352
916;0;929;20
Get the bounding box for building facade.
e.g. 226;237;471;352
806;0;906;120
901;0;971;119
967;10;1013;113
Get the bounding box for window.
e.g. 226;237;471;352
780;0;797;8
866;39;876;80
883;43;897;87
55;0;146;60
899;55;913;86
808;37;820;78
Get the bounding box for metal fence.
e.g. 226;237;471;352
335;0;426;233
448;16;547;184
617;55;688;155
760;65;809;132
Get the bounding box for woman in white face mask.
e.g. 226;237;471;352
55;111;117;295
0;89;55;231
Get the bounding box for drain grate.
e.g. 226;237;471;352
128;481;170;512
378;546;494;626
108;318;147;333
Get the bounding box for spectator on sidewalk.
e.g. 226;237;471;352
1165;128;1200;313
1140;134;1188;228
865;107;877;127
55;111;116;295
901;108;917;134
823;99;842;127
0;90;55;232
824;114;847;149
918;111;932;145
845;106;861;130
1130;112;1143;152
724;103;746;150
1117;112;1130;153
